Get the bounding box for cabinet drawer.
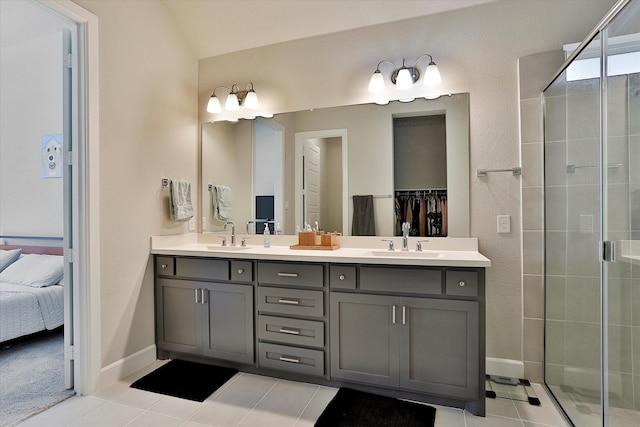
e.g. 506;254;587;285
445;270;478;297
231;261;253;283
156;257;175;276
258;262;324;288
258;315;324;348
257;287;324;317
360;266;441;295
330;265;356;290
258;343;324;377
175;258;229;281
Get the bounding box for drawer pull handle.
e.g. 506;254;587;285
392;305;396;324
161;264;168;269
339;274;346;280
279;356;301;364
195;288;200;304
238;269;244;274
277;272;299;278
459;281;466;287
279;327;301;335
278;298;300;305
402;305;406;325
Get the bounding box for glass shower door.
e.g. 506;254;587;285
602;1;639;425
544;1;639;425
544;32;604;427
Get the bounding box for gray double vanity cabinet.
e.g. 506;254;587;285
152;236;490;416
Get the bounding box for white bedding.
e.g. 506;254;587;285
0;282;64;343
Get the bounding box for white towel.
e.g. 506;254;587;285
169;179;194;223
213;185;232;221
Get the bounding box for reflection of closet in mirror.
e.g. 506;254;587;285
254;120;284;233
393;115;448;237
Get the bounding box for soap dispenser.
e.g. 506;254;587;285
263;223;271;248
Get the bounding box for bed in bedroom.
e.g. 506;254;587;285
0;244;65;344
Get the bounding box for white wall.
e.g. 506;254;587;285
72;0;199;370
198;0;615;362
0;2;72;239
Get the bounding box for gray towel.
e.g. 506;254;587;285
213;185;232;221
169;179;194;223
352;195;376;236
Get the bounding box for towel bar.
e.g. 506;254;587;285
162;178;171;187
477;167;521;177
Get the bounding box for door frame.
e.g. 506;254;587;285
41;0;101;396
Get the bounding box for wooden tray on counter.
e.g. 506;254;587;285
289;244;340;251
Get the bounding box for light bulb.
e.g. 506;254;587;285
423;62;441;86
207;95;221;113
244;90;259;109
368;70;385;92
395;68;413;90
225;93;239;111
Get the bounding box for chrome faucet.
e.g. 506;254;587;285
416;239;430;252
401;222;410;251
224;221;236;246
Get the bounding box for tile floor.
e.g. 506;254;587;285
18;360;571;427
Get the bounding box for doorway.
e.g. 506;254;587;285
254;119;284;234
294;129;348;234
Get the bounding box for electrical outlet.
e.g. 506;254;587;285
497;215;511;234
188;218;195;232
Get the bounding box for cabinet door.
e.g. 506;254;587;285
202;282;254;364
398;298;479;399
330;293;399;387
156;278;199;354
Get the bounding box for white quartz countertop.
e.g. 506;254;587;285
151;234;491;268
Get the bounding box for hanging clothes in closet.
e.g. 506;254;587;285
394;190;448;237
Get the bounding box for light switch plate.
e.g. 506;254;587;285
497;215;511;234
188;218;195;231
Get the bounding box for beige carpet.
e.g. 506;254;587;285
0;329;74;427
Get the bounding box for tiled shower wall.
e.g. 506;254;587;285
518;51;565;383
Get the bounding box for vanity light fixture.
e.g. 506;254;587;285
207;82;259;114
368;54;441;93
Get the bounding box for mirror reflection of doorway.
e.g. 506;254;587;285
254;120;284;234
295;130;347;235
392;114;448;237
302;140;321;230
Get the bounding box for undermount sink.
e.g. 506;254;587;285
205;245;250;251
370;250;442;258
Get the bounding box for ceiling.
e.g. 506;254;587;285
161;0;498;59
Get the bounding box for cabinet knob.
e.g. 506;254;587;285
238;269;244;274
339;274;346;281
161;264;168;269
459;281;466;287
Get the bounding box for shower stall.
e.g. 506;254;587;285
542;0;639;426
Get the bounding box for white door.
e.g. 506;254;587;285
303;141;321;229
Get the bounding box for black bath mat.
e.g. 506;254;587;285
130;359;237;402
315;388;436;427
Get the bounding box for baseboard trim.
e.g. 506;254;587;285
97;344;157;391
486;357;525;379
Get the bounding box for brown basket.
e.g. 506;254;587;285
320;233;337;246
298;231;317;246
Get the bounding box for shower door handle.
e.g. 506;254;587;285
602;241;616;262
